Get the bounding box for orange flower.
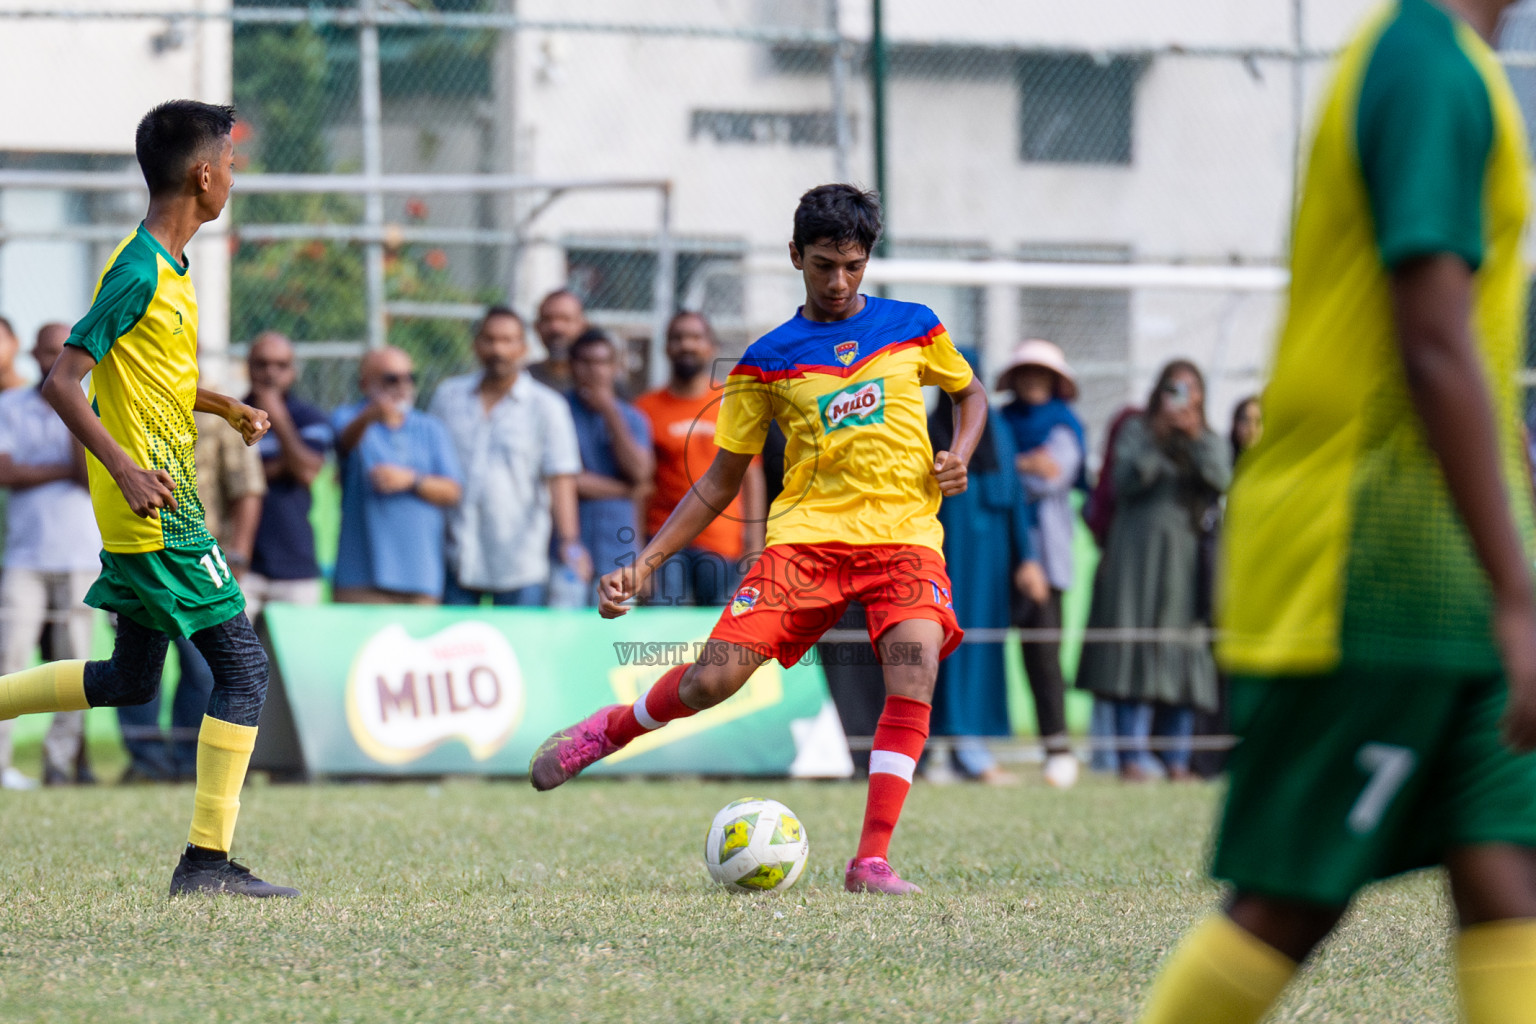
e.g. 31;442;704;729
424;248;448;272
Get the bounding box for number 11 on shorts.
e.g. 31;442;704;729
199;546;231;589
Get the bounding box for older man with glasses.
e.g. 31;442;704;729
332;346;463;604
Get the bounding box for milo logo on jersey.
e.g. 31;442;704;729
818;378;886;432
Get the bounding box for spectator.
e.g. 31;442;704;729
635;311;765;605
0;323;100;787
119;376;267;783
1082;403;1140;774
930;386;1049;785
0;316;25;392
997;340;1087;789
1076;360;1230;782
1189;394;1265;780
566;328;652;602
530;289;589;392
429;306;586;606
243;331;331;618
333;346;463;604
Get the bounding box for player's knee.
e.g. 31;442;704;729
681;662;739;709
118;673;162;707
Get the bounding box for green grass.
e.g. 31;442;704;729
0;776;1457;1023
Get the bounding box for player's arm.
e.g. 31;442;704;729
195;388;270;447
598;449;753;617
1393;256;1536;750
932;377;987;496
41;346;176;518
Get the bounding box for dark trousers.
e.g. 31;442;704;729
1015;588;1070;754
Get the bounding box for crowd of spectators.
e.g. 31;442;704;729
0;288;1258;789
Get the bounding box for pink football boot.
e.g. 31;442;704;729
845;856;923;895
528;706;623;791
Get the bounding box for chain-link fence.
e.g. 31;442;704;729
5;1;1536;436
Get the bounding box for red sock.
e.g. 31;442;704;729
604;665;699;746
856;694;932;860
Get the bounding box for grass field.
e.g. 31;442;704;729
0;773;1458;1023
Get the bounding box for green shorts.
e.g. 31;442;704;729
85;544;246;639
1212;668;1536;907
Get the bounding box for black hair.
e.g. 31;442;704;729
792;183;882;255
666;310;717;345
1147;358;1209;425
135;100;237;197
569;327;615;360
0;315;12;339
475;304;524;335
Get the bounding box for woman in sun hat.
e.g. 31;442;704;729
997;339;1087;789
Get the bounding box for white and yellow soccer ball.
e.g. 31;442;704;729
703;797;809;893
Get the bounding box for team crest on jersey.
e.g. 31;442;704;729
834;339;859;366
730;586;761;617
930;581;953;610
818;378;886;432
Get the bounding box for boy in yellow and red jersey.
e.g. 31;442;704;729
1140;0;1536;1020
530;183;989;894
0;100;296;898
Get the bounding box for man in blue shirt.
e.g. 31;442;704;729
566;329;652;605
244;332;332;617
332;347;463;603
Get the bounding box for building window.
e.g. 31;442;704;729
564;242;746;320
1018;54;1146;166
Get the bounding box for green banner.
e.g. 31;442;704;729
262;604;853;778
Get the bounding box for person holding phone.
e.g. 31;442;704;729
1076;359;1231;781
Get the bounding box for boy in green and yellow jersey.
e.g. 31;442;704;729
0;100;295;898
1141;0;1536;1019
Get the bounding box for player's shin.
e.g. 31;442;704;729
0;660;88;720
605;664;699;746
1458;918;1536;1023
186;715;258;855
1139;914;1295;1024
855;694;931;860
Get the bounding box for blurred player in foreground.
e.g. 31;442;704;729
1141;0;1536;1019
0;100;295;898
530;183;984;894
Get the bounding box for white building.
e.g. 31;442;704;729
0;0;233;373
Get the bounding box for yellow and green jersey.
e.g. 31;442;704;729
714;295;973;554
1219;0;1534;676
66;224;210;554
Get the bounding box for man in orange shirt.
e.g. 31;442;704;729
634;312;764;605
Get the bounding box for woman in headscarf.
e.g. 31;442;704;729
996;340;1088;789
1077;360;1231;781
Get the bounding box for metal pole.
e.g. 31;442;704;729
360;0;387;351
829;0;851;183
650;184;676;389
871;0;889;259
1289;0;1305;231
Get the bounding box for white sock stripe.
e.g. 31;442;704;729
633;691;663;731
869;750;917;783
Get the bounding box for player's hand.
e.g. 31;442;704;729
932;450;968;496
369;464;417;495
1014;561;1049;605
598;565;641;619
116;466;177;519
1495;599;1536;752
228;402;271;446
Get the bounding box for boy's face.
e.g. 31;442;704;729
790;238;869;321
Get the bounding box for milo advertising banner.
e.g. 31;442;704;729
259;604;854;778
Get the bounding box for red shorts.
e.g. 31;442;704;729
708;543;964;668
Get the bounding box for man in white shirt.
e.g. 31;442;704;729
0;323;102;786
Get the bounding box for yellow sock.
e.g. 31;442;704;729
1459;918;1536;1023
187;715;258;853
0;660;87;720
1140;914;1296;1024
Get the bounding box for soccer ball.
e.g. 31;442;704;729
703;797;809;893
